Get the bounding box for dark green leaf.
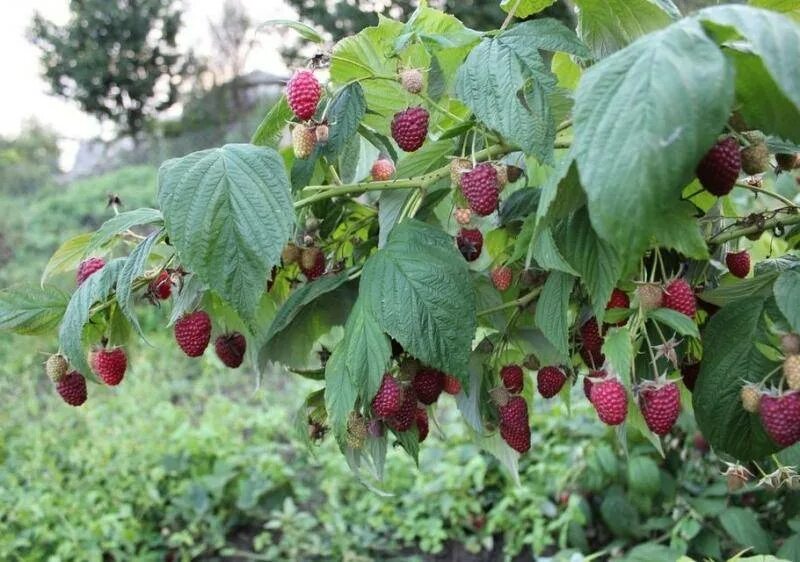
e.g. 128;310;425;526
774;269;800;333
85;208;162;255
0;286;68;335
648;308;701;338
534;271;575;360
251;95;293;147
500;188;540;225
116;230;162;338
700;272;779;306
501;18;591;59
323;83;367;157
718;507;774;554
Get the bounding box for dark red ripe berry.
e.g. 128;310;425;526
391;106;429;152
442;374;462;395
388;388;417;432
150;271;172;299
759;392;800;447
537;366;567;399
726;250;750;279
579;317;605;368
174;311;212;357
90;347;127;386
76;257;105;286
584;369;607;401
215;332;247;368
696;137;741;196
416;408;429;442
590;378;628;425
605;288;630;326
499;396;530;453
456;228;483;262
501;364;524;394
663;279;697;318
372;374;404;418
57;371;87;406
285;69;322;121
681;362;701;392
639;382;681;436
460;163;500;216
412;368;445;405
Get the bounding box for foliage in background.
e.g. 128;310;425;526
0;119;60;197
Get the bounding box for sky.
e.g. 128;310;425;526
0;0;299;163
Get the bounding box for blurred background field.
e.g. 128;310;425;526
2;1;799;561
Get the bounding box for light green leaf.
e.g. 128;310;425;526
534;271;575;360
116;230;163;339
251;95;293;148
360;220;476;380
500;0;556;18
323;83;366;157
532;227;577;274
775;270;800;333
693;297;782;460
85;208;163;255
719;508;774;554
41;232;93;286
501;18;591;59
648;308;701;338
603;326;633;385
157;144;294;320
700;272;779;306
573;19;733;259
0;286;68;336
256;19;324;43
750;0;800;23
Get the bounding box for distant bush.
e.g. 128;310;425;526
0;119;60;196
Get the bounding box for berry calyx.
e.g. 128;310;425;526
460;163;499;216
639;381;680;436
371;157;395;181
372;374;404;418
215;332;247;368
411;368;445;405
501;364;524;394
537;366;567;399
663;279;697;318
696;137;741;196
285;69;322;121
725;250;750;279
89;346;127;386
76;257;105;286
456;228;483;262
491;266;513;292
174;310;212;357
590;378;628;426
391;106;429;152
57;371;87;406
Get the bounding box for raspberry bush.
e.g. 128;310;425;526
1;1;800;482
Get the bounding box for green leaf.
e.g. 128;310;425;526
323;83;366;157
573;0;679;58
58;258;126;377
719;507;774;554
500;188;540;225
500;0;556;18
360;220;476;380
116;230;162;339
774;269;800;333
573;19;733;259
648;308;701;338
600;486;641;538
620;544;683;562
628;456;661;497
85;208;163;255
699;5;800;142
41;232;93;286
377;189;413;248
251;95;293;147
534;271;575;360
532;227;577;275
750;0;800;23
256;19;324;43
0;285;68;335
558;207;622;322
700;272;779;306
693;297;782;460
501;18;591;59
393;427;420;466
157;144;294;319
652;202;709;261
602;326;633;385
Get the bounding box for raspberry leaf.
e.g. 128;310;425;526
84;208;163;256
602;327;633;386
322;83;366;157
40;232;93;286
534;271;576;361
251;95;293;148
157;144;294;321
116;230;162;340
499;0;555;19
774;270;800;334
647;308;701;339
0;285;68;336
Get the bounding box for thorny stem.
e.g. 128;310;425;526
477;286;542;316
707;208;800;245
736;181;797;208
500;0;522;30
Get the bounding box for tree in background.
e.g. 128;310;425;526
29;0;195;138
0;119;60;196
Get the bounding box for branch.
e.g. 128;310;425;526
707;208;800;245
736;181;797;208
477;286;542;317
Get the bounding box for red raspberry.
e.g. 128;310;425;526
663;279;697;318
726;250;750;279
285;69;322;121
696;137;741;196
391;106;429;152
214;332;247;368
456;228;483;262
76;257;105;286
491;266;513;291
371;374;404;418
174;310;212;357
584;369;607;401
371;157;395;181
89;347;127;386
639;381;681;436
442;374;462;395
415;408;429;442
759;392;800;447
411;368;445;405
499;396;530;453
300;248;326;281
537;366;567;399
501;364;524;394
460;163;499;216
57;371;87;406
605;288;630;326
388;388;417;431
579;317;605;368
590;378;628;425
149;271;172;300
681;362;701;392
